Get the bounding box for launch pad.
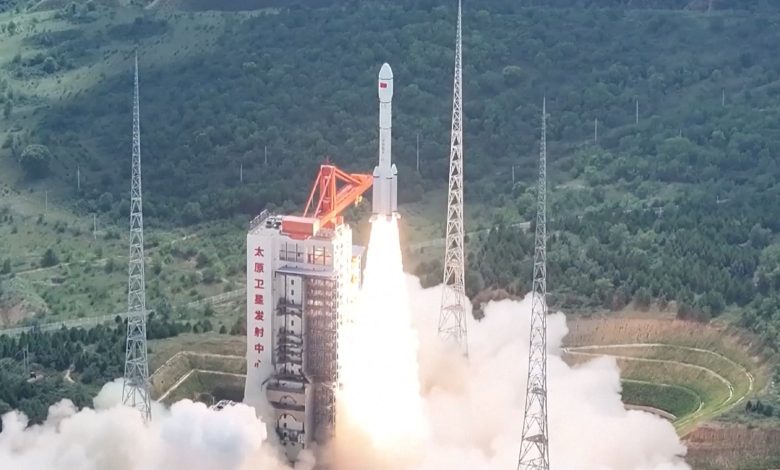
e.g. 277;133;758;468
243;64;399;461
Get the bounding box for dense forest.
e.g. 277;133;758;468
1;1;780;350
0;313;200;429
21;2;780;222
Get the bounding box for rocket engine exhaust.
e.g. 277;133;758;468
371;63;399;221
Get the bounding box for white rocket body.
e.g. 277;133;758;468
372;63;399;219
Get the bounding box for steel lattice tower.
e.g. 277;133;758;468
518;98;550;470
438;0;468;356
122;53;152;421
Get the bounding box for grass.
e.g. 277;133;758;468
692;458;780;470
580;344;754;406
620;359;730;432
565;314;771;379
0;189;252;326
157;370;245;405
685;424;780;470
564;315;773;435
148;333;246;404
148;332;245;369
621;380;701;418
567;349;730;427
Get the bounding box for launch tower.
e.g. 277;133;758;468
438;0;468;355
245;166;371;461
518;99;550;470
244;64;399;461
122;54;152;421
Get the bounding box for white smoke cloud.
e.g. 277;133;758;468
0;379;301;470
0;274;690;470
406;275;691;470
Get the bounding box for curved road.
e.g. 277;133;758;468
563;343;755;432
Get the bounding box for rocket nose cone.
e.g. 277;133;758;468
379;63;393;80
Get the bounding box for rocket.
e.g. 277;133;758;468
372;63;399;220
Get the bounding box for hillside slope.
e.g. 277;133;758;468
0;1;780;351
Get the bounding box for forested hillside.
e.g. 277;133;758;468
0;314;190;429
0;1;779;349
15;2;780;223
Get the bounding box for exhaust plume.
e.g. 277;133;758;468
334;217;428;469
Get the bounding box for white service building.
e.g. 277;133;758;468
244;210;363;461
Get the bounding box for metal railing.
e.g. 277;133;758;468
249;209;271;231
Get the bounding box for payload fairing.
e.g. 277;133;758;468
372;63;399;220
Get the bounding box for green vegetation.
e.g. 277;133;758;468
158;370;244;406
19;144;52;179
0;314;200;430
0;201;247;328
745;399;775;418
621;380;701;419
0;358;93;424
564;317;772;432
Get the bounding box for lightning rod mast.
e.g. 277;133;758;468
438;0;468;356
518;98;550;470
122;53;152;421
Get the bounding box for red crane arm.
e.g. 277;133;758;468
282;164;372;238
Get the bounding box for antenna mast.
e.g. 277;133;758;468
438;0;468;355
518;98;550;470
122;53;152;421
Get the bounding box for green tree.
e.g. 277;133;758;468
700;291;726;316
749;223;772;248
202;267;219;284
634;287;652;309
153;257;163;275
41;248;59;268
103;258;115;274
501;65;525;84
195;251;210;268
19;144;53;179
42;57;57;74
97;192;113;211
182;202;202;224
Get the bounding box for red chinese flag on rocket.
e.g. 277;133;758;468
380;82;387;88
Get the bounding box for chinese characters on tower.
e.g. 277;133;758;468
251;246;272;371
